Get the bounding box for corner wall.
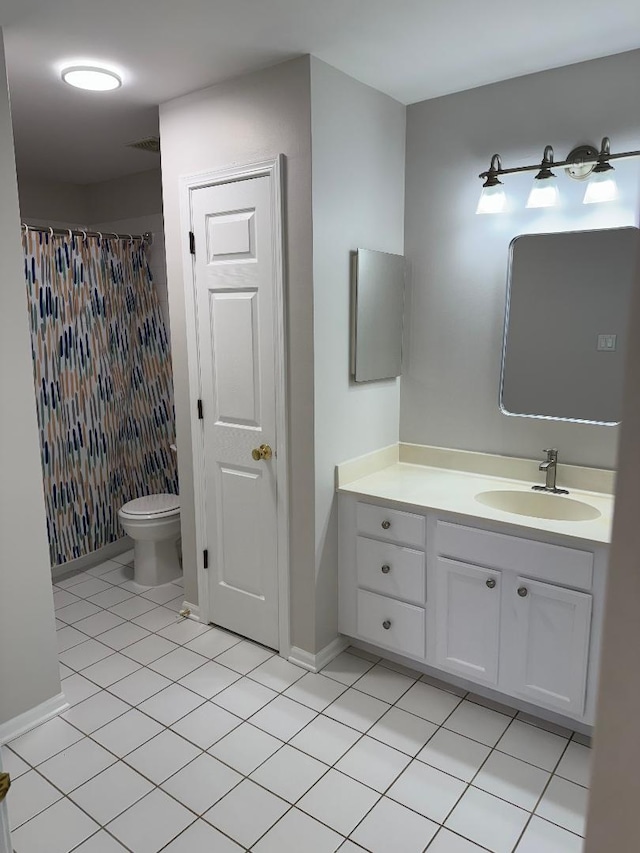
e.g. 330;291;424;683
159;57;316;651
402;49;640;469
310;58;406;648
0;30;60;729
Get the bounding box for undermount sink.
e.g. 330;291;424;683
475;489;601;522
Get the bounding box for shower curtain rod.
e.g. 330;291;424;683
21;223;153;244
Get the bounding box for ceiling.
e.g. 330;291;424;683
3;0;640;184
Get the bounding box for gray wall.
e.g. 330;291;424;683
0;31;60;729
310;58;405;649
402;49;640;469
159;57;317;652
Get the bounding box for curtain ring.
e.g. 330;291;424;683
97;231;103;244
81;229;87;241
22;223;29;237
49;226;54;238
68;229;73;241
128;233;134;245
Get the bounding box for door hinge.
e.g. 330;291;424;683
197;399;203;420
203;549;209;570
189;231;195;255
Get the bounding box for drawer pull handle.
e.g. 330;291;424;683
518;586;529;597
381;520;391;530
486;578;496;589
382;619;391;630
381;564;391;574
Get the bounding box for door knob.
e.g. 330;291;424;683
486;578;496;589
518;586;528;597
381;564;391;574
382;619;391;630
381;520;391;530
251;444;273;461
0;772;10;803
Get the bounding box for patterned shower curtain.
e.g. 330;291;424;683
23;230;178;566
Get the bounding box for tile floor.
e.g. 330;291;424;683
2;551;590;852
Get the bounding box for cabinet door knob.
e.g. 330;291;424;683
381;564;391;574
381;520;391;530
486;578;496;589
518;586;528;597
382;619;391;630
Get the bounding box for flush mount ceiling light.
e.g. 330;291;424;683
526;145;560;209
61;65;122;91
477;136;637;213
476;155;507;214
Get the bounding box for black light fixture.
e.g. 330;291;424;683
583;137;618;204
476;155;507;214
526;145;560;209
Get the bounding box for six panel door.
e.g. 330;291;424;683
192;175;280;649
508;577;592;715
435;557;501;685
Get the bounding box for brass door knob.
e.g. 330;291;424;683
251;444;273;461
0;772;10;803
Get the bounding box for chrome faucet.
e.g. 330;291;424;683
532;449;569;495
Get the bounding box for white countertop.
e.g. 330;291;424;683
338;461;614;544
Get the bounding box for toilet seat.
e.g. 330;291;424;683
120;494;180;519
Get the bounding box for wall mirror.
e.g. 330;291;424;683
351;248;405;382
501;227;638;425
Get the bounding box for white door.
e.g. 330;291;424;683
509;577;592;715
0;755;12;853
435;557;501;685
191;174;282;649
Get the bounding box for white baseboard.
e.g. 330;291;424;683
180;601;201;621
288;635;349;673
51;537;133;580
0;692;69;745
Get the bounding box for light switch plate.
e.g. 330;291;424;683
597;334;617;352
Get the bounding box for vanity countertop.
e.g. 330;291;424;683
337;453;614;544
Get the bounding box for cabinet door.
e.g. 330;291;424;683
435;558;501;685
510;577;592;715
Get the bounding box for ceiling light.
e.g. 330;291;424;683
476;155;507;214
526;146;560;209
62;66;122;91
583;137;619;204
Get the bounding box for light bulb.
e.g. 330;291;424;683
476;184;507;215
583;171;619;204
526;177;560;209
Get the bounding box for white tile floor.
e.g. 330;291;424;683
2;552;590;852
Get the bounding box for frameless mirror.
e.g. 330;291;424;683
351;248;405;383
501;227;638;424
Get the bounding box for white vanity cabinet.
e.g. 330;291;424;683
339;494;607;725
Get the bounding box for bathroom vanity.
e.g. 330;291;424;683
338;445;614;728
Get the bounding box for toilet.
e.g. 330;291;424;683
118;494;181;586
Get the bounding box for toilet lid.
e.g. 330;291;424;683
121;494;180;517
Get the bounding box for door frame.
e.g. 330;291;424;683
179;156;290;656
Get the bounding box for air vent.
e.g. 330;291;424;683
126;136;160;153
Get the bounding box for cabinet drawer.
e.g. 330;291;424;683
357;589;425;659
357;537;425;604
436;521;593;591
357;502;425;549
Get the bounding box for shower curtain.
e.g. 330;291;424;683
23;230;178;566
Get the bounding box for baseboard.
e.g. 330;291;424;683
180;601;201;621
0;692;69;746
288;635;349;673
51;537;133;580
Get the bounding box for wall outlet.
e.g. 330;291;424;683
597;334;617;352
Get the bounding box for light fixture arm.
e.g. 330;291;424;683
478;137;640;181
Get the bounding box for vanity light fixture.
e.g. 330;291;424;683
61;65;122;91
583;137;619;204
478;136;638;213
526;146;560;209
476;155;508;214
